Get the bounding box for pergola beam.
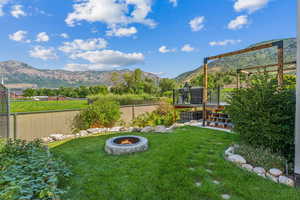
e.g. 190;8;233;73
207;43;275;60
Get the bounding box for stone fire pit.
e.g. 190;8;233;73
105;135;148;155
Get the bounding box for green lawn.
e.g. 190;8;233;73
51;127;300;200
10;100;88;113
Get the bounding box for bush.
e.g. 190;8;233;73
73;100;121;131
226;75;296;162
0;139;71;200
235;144;286;171
132;101;177;127
88;94;159;105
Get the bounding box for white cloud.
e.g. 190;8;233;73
60;33;69;39
106;26;137;37
181;44;195;52
227;15;249;30
64;50;144;71
9;30;30;43
169;0;177;7
65;0;155;28
11;5;26;18
70;50;144;63
189;16;205;32
234;0;269;13
158;46;176;53
59;38;108;54
36;32;50;42
0;0;10;16
29;46;58;60
209;39;241;46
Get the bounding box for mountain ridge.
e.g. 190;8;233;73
0;60;159;88
176;38;296;82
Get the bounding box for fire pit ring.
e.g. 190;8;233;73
105;135;148;155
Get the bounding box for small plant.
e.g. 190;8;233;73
0;139;71;200
235;144;286;171
132;101;177;127
72;99;121;132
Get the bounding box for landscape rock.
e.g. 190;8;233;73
278;176;294;187
241;164;253;172
221;194;231;199
110;127;122;132
227;154;246;164
154;125;168;133
86;128;99;133
224;146;235;157
49;134;64;141
195;182;202;187
141;126;154;133
41;137;53;143
168;123;184;130
266;173;278;183
78;130;88;137
269;168;283;177
253;167;266;176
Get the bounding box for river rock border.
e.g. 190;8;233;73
225;145;295;187
41;123;186;143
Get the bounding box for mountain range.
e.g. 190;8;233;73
176;38;296;82
0;61;159;89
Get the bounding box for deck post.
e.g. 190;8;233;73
202;57;208;126
295;0;300;186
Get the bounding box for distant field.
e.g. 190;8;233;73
11;100;88;113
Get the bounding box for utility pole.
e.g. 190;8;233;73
295;0;300;186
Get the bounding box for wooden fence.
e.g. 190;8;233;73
9;104;158;140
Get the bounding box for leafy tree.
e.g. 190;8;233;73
159;78;177;95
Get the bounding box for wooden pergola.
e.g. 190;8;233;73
202;40;290;126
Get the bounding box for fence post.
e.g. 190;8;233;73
13;113;17;139
132;105;135;121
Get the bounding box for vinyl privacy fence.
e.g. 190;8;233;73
9;104;158;140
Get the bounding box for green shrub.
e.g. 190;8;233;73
132;101;177;127
235;144;286;171
0;139;71;200
226;75;296;162
88;94;159;105
73;100;121;131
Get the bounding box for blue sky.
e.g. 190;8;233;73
0;0;296;77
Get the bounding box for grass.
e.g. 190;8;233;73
51;127;300;200
10;100;88;113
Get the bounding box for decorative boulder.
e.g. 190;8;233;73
269;168;283;177
168;123;184;130
110;127;122;132
41;137;53;143
266;173;278;183
253;167;266;176
86;128;99;133
278;176;294;187
78;130;89;136
154;125;168;133
241;164;253;172
227;154;246;164
224;146;235;157
141;126;154;133
49;134;64;141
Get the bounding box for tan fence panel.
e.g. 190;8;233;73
120;106;134;124
12;104;158;141
15;110;80;140
134;105;158;118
